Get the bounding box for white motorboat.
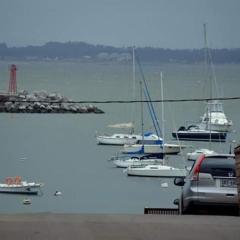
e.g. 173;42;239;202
172;105;230;142
199;101;232;132
0;176;43;195
172;24;232;140
126;164;187;177
111;154;163;168
23;198;32;205
187;148;217;161
187;149;234;161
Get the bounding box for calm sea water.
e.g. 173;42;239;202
0;60;239;214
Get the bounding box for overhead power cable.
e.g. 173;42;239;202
0;96;240;104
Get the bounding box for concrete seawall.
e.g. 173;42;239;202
0;213;239;240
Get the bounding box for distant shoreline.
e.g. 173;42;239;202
0;42;239;63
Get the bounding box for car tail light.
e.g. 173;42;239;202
191;154;205;181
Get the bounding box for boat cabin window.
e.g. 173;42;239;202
208;102;224;113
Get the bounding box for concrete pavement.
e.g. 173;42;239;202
0;213;239;240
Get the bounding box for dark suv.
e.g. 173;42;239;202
174;154;238;215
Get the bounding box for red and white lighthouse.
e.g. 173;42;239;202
8;64;17;95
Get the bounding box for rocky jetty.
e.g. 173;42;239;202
0;90;104;114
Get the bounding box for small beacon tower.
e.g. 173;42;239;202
8;64;17;95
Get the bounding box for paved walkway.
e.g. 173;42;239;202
0;213;239;240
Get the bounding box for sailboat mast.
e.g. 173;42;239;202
203;23;208;74
131;47;136;134
140;81;144;144
160;72;164;142
204;23;212;144
160;72;165;161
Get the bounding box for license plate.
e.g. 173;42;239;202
220;179;236;188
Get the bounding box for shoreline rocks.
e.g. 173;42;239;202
0;90;104;114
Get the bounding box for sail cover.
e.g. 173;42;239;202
107;122;134;129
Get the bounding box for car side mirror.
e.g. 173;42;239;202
174;177;185;186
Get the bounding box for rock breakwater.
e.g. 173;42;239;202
0;90;104;114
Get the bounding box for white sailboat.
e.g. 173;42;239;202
111;154;163;168
122;142;185;155
122;71;186;155
172;24;232;141
126;164;187;177
126;73;187;177
96;48;161;145
96;130;160;145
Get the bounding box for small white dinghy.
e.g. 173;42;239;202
23;198;31;205
54;191;62;196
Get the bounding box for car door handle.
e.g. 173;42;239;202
225;194;235;197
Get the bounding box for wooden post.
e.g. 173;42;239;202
234;145;240;216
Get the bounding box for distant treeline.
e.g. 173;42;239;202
0;42;239;63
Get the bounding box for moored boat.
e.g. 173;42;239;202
23;198;32;205
187;149;234;161
172;125;227;142
126;164;187;177
111;153;163;168
172;24;232;140
0;176;43;195
96;131;160;145
122;142;186;155
199;101;232;132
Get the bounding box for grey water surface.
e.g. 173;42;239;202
0;61;239;213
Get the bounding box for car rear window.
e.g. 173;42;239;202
199;157;236;177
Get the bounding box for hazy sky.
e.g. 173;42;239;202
1;0;239;48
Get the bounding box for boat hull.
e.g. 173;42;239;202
187;149;217;161
172;131;227;142
0;181;43;195
0;189;39;195
204;123;232;132
97;136;137;145
113;159;163;168
122;143;183;155
0;186;40;195
96;133;160;146
127;165;187;177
